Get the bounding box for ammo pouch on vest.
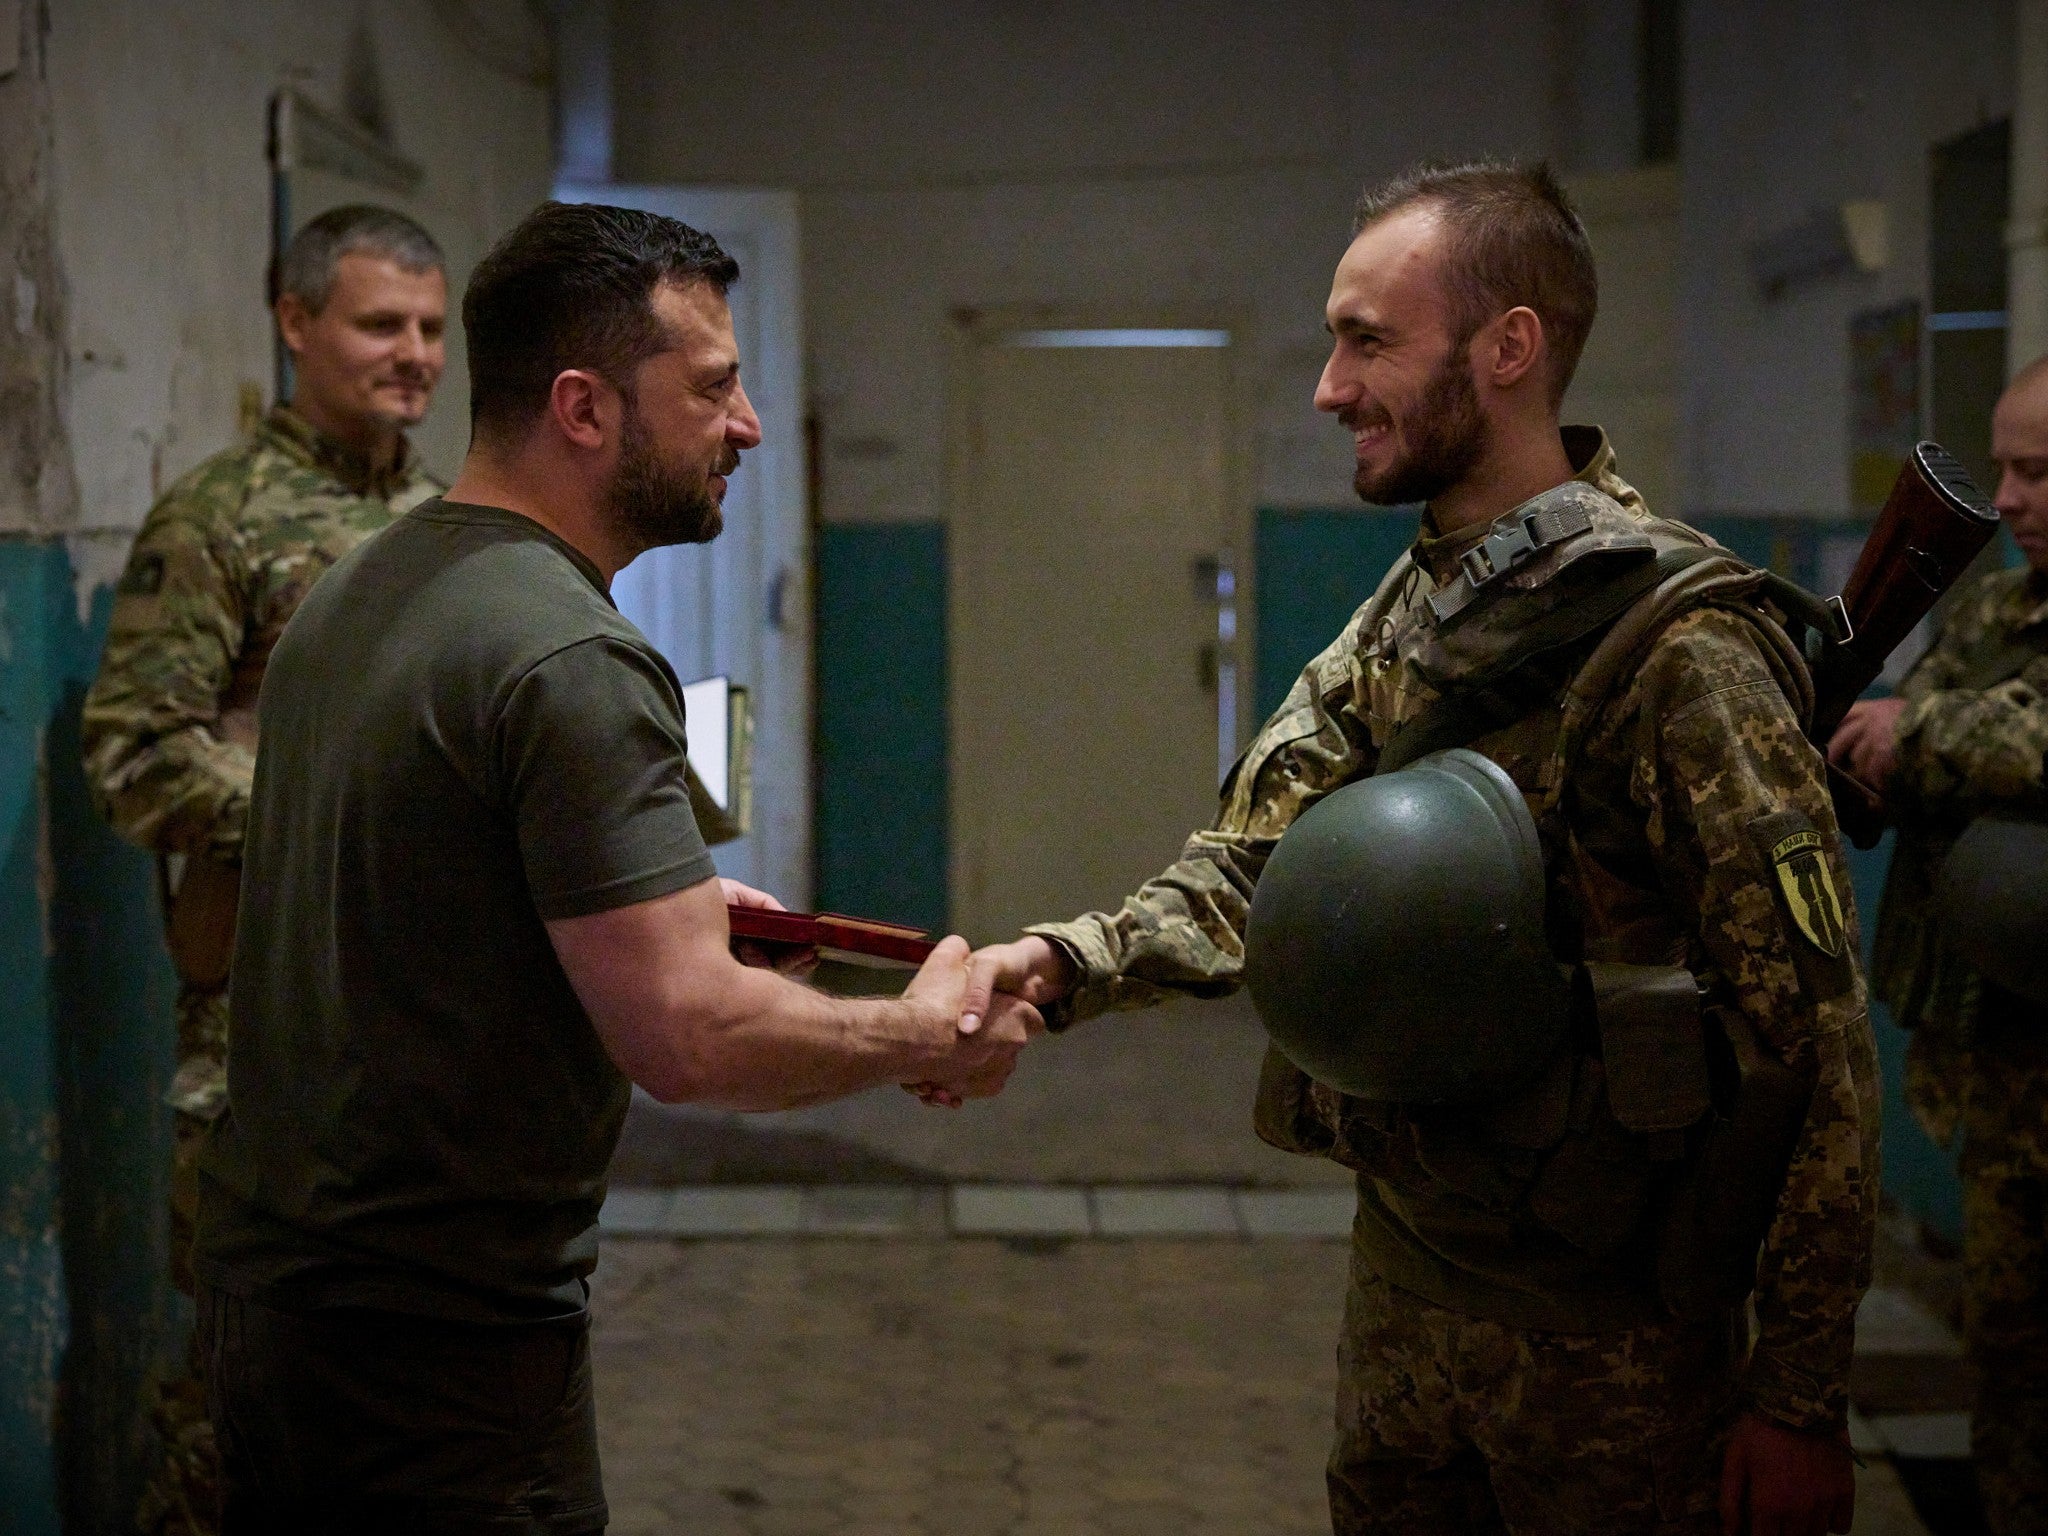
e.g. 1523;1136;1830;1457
1524;964;1814;1318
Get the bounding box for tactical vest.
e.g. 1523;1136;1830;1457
1253;483;1821;1326
1874;579;2048;1032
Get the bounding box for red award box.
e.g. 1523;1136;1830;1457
726;905;938;968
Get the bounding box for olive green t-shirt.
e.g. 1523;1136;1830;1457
194;498;716;1322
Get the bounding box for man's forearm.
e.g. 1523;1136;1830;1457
650;963;954;1110
1892;684;2048;811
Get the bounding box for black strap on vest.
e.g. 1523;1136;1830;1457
1377;544;1725;774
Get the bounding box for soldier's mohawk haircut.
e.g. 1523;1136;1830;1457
1353;159;1597;407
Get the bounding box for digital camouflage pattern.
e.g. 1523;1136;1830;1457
1029;429;1879;1468
1329;1249;1740;1534
81;406;438;1536
1876;562;2048;1533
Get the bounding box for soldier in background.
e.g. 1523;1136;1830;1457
80;203;447;1536
1830;356;2048;1535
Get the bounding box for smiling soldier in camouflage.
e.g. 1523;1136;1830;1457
1832;356;2048;1535
81;204;447;1536
965;161;1877;1536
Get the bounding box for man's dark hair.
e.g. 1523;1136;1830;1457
270;204;444;311
463;201;740;439
1353;160;1597;405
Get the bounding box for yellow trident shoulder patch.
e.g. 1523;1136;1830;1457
1769;828;1846;958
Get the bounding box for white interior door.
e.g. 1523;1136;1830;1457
555;183;811;906
952;332;1232;943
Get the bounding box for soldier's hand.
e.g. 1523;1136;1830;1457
902;937;1063;1108
900;962;1042;1109
962;936;1076;1026
1826;697;1907;793
905;991;1044;1107
1719;1411;1854;1536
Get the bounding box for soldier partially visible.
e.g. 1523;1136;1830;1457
965;161;1877;1535
1830;355;2048;1536
81;203;447;1536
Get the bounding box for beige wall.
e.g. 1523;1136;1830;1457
35;0;554;590
613;0;1578;524
1679;0;2016;515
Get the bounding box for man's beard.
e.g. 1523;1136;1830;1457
605;402;728;548
1353;339;1488;507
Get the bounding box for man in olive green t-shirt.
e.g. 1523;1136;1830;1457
193;201;1037;1534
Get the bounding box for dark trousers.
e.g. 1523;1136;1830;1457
197;1285;608;1534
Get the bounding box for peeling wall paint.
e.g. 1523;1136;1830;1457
0;536;180;1535
0;0;74;541
61;527;131;627
0;1;552;1525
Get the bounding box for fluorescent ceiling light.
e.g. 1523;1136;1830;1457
1001;328;1230;348
1926;311;2007;333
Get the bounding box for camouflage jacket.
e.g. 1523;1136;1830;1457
1874;564;2048;1138
82;407;439;864
1029;429;1878;1432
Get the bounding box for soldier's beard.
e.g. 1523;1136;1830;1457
606;400;726;549
1352;338;1489;508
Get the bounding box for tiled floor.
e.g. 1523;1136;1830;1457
590;991;1979;1535
590;1233;1350;1536
591;1238;1950;1536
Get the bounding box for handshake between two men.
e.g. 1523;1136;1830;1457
710;878;1053;1110
715;880;1080;1111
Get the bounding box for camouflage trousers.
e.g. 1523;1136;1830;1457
1959;1043;2048;1536
136;986;226;1536
1329;1250;1743;1535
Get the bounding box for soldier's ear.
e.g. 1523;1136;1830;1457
1486;307;1547;393
275;293;315;358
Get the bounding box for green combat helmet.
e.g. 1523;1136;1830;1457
1244;747;1570;1103
1937;816;2048;1006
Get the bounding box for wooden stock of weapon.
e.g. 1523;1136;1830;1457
1808;441;2000;848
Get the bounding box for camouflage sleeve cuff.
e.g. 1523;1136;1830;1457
1020;920;1118;1031
206;778;253;862
1742;1345;1851;1434
1889;689;1944;763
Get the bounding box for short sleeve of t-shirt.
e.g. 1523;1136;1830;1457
497;635;717;919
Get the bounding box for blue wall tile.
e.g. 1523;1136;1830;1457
814;524;949;932
0;539;180;1533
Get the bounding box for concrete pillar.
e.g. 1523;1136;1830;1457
2012;0;2048;375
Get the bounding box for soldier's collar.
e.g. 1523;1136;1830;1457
2018;568;2048;629
1413;509;1492;588
1409;423;1637;584
261;405;420;498
1422;481;1628;628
